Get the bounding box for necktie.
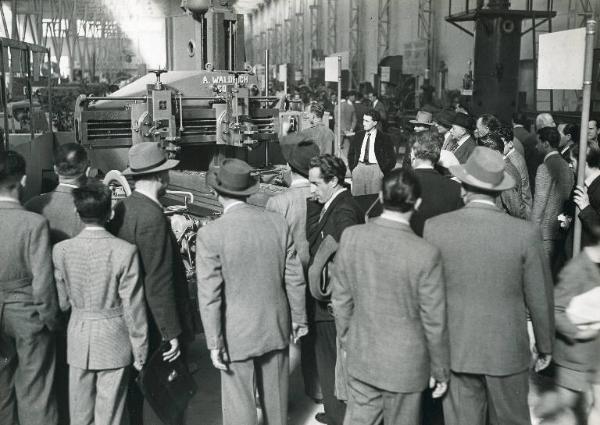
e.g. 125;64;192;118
363;133;371;163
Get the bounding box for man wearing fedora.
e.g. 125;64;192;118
423;146;554;425
443;112;477;164
332;168;450;425
348;109;396;196
108;142;194;424
196;158;307;425
266;141;323;403
409;109;435;133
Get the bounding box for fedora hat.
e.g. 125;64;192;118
450;112;475;131
284;140;320;177
308;235;338;302
122;143;179;176
449;146;515;191
206;158;259;196
409;110;434;126
435;110;455;129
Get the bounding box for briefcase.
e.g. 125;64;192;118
136;345;197;425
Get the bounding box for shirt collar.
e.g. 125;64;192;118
223;200;245;214
366;129;377;138
544;150;559;161
469;199;497;207
380;210;410;225
83;226;106;231
585;169;600;187
0;196;20;204
413;163;434;170
457;134;470;146
58;182;79;189
134;189;162;207
323;187;346;212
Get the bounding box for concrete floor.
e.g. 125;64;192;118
183;335;323;425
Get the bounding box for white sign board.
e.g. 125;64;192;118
380;66;391;82
325;56;340;82
278;64;287;82
538;27;586;90
404;41;428;75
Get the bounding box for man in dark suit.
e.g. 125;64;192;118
0;150;59;425
444;112;476;164
26;143;87;244
109;142;194;424
424;147;554;425
332;168;449;425
573;147;600;249
307;154;364;425
408;130;463;236
522;113;556;195
196;159;307;425
348;109;396;196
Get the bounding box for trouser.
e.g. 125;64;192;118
221;348;289;425
69;365;130;425
300;324;322;400
0;302;58;425
343;375;422;425
315;321;346;425
443;370;531;425
351;163;384;196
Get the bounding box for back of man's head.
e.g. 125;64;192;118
538;126;561;149
536;113;556;130
55;143;88;177
587;147;600;169
495;125;514;143
310;102;325;119
478;132;504;153
381;168;421;213
72;179;112;224
411;130;442;164
0;150;26;193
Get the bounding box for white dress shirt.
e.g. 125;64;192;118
359;130;378;164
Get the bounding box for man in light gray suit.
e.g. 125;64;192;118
266;140;322;403
424;147;554;425
332;168;449;425
196;158;307;425
0;150;59;425
53;180;148;425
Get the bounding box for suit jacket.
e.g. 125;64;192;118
579;175;600;248
265;181;312;270
299;123;335;155
410;168;463;236
53;228;149;369
332;218;449;393
553;251;600;375
452;136;476;164
0;201;58;330
520;129;544;195
25;184;84;245
498;159;527;220
348;130;396;174
109;191;193;345
532;153;574;241
424;202;554;375
507;149;533;219
195;203;306;362
306;190;364;322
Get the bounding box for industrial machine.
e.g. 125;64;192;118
75;0;301;217
446;0;556;123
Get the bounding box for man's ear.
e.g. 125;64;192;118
20;175;27;188
378;191;384;203
109;209;115;221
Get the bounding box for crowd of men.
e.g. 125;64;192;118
1;102;600;425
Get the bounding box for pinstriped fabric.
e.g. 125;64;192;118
53;228;149;370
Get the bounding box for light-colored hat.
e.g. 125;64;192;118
409;110;434;126
122;143;179;176
449;146;515;191
206;158;259;196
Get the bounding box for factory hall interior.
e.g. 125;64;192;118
7;0;600;424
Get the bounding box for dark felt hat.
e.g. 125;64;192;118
450;112;475;131
449;146;515;191
206;158;259;196
122;143;179;176
284;140;320;177
435;110;455;129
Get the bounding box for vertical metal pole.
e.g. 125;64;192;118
264;49;269;96
26;48;35;141
336;55;341;157
574;19;597;255
532;16;538;111
0;41;9;150
46;49;52;133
